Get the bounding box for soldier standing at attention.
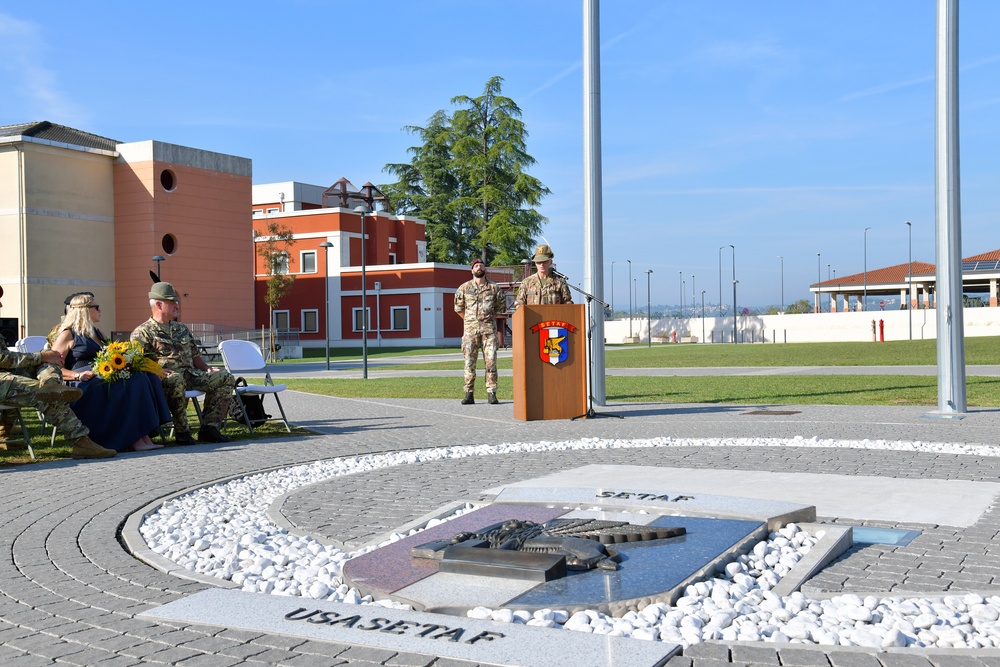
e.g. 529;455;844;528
454;258;506;405
513;244;573;308
131;282;236;445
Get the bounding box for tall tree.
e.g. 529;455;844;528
382;76;549;266
254;220;296;359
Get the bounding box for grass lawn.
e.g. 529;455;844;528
375;337;1000;371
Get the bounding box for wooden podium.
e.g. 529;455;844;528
512;304;588;421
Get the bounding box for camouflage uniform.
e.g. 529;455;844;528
514;273;573;308
0;350;89;441
131;319;235;436
455;278;506;394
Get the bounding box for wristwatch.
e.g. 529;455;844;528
73;372;81;381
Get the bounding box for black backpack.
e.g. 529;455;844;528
229;377;271;427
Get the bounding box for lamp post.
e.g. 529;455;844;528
679;271;683;317
730;245;736;343
319;242;333;370
718;246;724;316
645;269;653;347
778;256;784;313
817;252;822;313
354;205;371;378
906;220;913;340
152;255;165;280
701;290;706;343
610;260;615;318
627;259;632;338
863;226;871;312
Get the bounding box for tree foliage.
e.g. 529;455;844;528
383;76;549;266
255;220;296;313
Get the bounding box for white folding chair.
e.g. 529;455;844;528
218;340;290;434
164;390;205;440
15;336;48;353
0;405;36;460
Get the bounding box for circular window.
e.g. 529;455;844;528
160;169;176;192
161;234;177;255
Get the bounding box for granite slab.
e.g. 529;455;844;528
141;588;680;667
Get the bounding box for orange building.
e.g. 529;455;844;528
0;121;253;343
252;180;471;348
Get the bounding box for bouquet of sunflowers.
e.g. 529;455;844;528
92;340;166;382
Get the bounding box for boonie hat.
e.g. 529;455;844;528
149;282;180;302
532;244;554;262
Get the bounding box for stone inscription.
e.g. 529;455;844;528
596;491;695;502
285;607;504;645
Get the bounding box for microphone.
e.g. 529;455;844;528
549;268;569;281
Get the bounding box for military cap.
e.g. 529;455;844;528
149;282;180;302
532;244;554;262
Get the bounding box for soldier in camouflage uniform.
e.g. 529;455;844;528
0;348;116;459
131;282;235;445
513;244;573;309
455;258;506;405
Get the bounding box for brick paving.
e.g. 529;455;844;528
3;387;1000;666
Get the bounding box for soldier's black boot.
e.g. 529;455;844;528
487;391;498;405
461;392;475;405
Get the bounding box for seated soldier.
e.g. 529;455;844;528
0;348;116;459
131;282;235;445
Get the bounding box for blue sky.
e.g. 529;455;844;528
3;1;998;309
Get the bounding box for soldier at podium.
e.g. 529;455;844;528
514;244;573;308
455;258;505;406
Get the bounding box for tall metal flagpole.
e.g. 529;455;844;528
933;0;966;415
583;0;606;405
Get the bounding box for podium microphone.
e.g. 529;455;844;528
549;268;569;281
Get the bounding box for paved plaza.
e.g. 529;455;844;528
4;369;1000;666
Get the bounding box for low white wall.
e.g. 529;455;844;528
606;307;1000;344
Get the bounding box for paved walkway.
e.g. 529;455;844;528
4;378;1000;666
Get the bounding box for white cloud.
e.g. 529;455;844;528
0;13;87;124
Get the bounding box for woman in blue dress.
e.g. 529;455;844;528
51;294;172;452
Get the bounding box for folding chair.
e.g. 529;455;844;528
15;336;48;353
218;340;290;434
0;405;36;460
15;336;57;444
164;390;205;440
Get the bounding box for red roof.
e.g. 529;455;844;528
813;248;1000;288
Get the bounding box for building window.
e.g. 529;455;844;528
253;209;264;217
300;250;317;274
273;310;290;332
390;306;409;331
160;169;176;192
388;253;397;265
273;252;290;275
301;309;318;333
352;307;371;332
266;207;279;215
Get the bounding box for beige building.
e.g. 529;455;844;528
0;121;254;345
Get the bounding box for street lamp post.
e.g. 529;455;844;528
627;259;633;338
778;256;784;313
355;205;371;378
701;290;706;343
319;241;334;370
718;246;724;317
679;271;683;317
152;255;165;280
730;245;736;343
645;269;653;347
610;261;615;318
906;221;913;340
817;252;822;313
863;227;871;312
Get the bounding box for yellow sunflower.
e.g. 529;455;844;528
98;362;114;376
110;354;127;369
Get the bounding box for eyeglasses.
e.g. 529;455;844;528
89;304;100;312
